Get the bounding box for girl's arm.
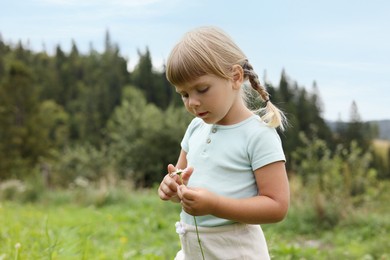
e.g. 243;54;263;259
175;149;188;170
178;161;289;224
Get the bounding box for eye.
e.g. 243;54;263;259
179;92;189;98
197;87;209;94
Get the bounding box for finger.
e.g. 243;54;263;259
166;165;183;185
158;184;171;200
181;201;197;216
181;196;195;207
167;164;176;174
177;184;184;200
181;201;192;213
178;185;194;202
164;174;179;191
160;182;172;195
160;175;180;197
180;186;197;201
159;183;171;197
181;166;193;184
159;191;170;200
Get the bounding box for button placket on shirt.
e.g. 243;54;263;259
206;127;217;144
203;126;217;156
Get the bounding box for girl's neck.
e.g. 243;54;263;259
216;102;253;126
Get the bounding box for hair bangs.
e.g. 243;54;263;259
166;29;229;86
166;46;208;87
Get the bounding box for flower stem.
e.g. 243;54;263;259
176;170;205;260
193;216;205;260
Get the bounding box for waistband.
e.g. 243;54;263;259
175;221;257;235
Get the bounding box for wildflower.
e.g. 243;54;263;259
120;236;128;244
15;243;21;260
174;168;205;260
169;169;184;178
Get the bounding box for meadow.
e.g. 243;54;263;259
0;177;389;260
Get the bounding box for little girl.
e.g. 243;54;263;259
158;26;290;260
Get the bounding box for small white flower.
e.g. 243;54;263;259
169;169;185;178
15;243;21;249
175;222;186;235
175;169;185;175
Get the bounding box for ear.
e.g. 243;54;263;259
231;64;244;89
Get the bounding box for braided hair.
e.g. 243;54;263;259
242;60;270;103
241;60;286;130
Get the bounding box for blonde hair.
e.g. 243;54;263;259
166;26;286;130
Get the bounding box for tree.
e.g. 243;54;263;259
311;81;324;116
131;48;173;109
278;69;292;104
131;48;154;101
106;86;191;187
0;34;10;81
346;101;368;149
37;100;70;150
0;62;41;178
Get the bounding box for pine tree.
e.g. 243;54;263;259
346;101;368;149
0;62;41;178
131;48;173;109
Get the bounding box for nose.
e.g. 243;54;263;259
188;95;200;108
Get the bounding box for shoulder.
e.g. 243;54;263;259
245;117;286;169
188;117;204;129
185;117;205;135
245;116;280;136
183;117;207;139
245;116;283;147
181;118;208;152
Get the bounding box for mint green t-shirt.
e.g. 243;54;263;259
180;115;286;227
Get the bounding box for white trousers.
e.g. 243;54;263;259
174;222;270;260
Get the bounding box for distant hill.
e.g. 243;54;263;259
373;120;390;140
326;119;390;141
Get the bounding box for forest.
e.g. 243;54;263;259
0;31;389;189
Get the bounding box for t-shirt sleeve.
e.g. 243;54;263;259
180;118;202;153
248;126;286;171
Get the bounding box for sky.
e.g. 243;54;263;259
0;0;389;121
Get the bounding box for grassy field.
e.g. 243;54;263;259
0;182;389;260
0;189;182;259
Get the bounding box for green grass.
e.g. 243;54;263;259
0;184;389;260
0;190;181;259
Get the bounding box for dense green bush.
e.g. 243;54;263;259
50;144;112;187
291;133;378;227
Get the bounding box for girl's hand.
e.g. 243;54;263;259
158;164;193;202
178;185;219;216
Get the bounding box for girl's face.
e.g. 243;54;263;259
175;69;248;125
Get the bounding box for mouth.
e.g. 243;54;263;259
197;111;209;118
